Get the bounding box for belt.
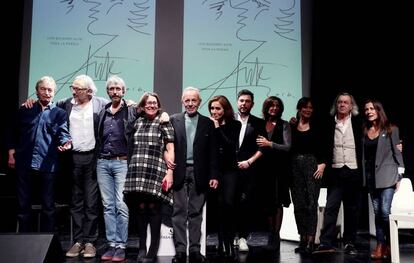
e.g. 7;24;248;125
186;163;194;167
101;156;128;160
73;150;95;154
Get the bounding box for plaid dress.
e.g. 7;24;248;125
124;115;174;205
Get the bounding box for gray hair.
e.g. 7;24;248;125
35;76;56;91
182;86;201;101
106;75;126;92
329;92;359;116
74;75;97;95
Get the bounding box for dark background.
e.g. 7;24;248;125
1;0;412;232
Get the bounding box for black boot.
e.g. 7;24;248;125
137;246;147;262
145;209;161;262
137;212;148;262
218;233;226;257
272;232;281;252
294;235;306;253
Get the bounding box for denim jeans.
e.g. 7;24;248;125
97;159;129;248
370;187;395;244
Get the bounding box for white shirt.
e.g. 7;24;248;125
69;100;95;152
237;113;249;148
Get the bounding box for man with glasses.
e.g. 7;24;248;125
23;75;108;258
57;75;109;258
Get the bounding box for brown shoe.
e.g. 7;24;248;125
370;243;383;259
83;243;96;258
66;242;84;257
382;245;391;259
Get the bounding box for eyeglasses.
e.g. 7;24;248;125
69;85;88;92
146;101;158;106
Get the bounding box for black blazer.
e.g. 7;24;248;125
56;96;109;140
237;114;266;161
170;112;219;192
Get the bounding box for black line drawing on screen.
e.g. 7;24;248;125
197;0;298;108
30;0;153;98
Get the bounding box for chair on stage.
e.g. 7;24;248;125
389;178;414;263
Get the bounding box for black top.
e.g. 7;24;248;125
291;123;327;165
214;119;241;173
100;104;128;158
364;135;378;190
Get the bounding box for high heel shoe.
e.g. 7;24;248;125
370;243;384;259
224;242;238;262
137;245;146;262
305;240;315;254
305;235;315;254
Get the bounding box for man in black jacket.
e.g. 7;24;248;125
234;89;266;252
170;87;219;263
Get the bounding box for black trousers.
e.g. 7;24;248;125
320;166;361;246
71;151;99;244
290;154;321;236
16;169;55;232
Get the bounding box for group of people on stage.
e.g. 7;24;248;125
7;74;405;262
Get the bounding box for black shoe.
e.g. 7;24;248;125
268;233;281;251
224;242;237;262
344;243;358;255
294;244;306;254
294;236;307;254
172;252;186;263
189;252;207;263
143;256;157;263
312;244;336;254
137;248;146;262
218;239;225;257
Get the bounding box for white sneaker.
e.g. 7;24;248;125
238;237;249;252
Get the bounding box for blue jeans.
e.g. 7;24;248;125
370;187;395;244
97;159;129;248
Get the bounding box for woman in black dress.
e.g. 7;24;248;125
256;96;292;251
208;95;241;261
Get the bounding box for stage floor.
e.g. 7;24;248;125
59;231;414;263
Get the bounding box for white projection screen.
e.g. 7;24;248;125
184;0;303;118
20;0;156;102
19;0;311;117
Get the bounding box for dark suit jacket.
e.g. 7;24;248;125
237;114;266;161
362;126;405;188
170;112;219;192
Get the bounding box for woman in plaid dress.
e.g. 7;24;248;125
124;92;175;262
